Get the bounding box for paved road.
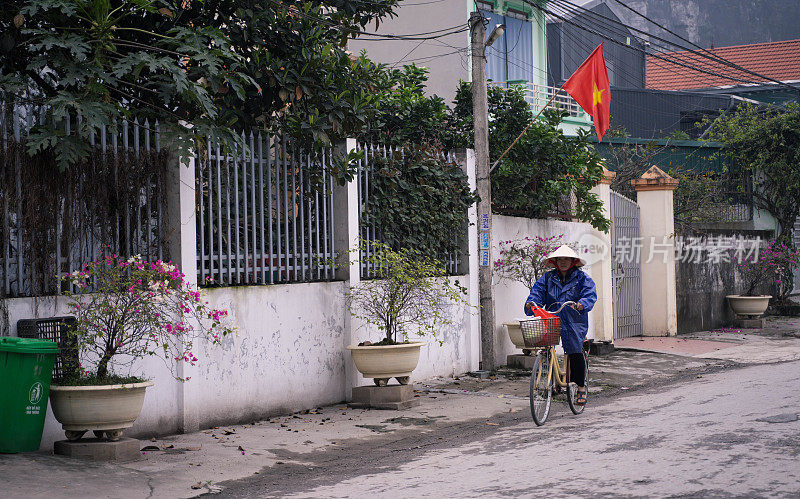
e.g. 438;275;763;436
220;361;800;498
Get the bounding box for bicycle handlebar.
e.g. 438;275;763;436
526;300;579;314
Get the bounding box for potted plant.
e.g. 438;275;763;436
346;240;472;386
727;239;790;317
494;235;564;353
50;254;234;441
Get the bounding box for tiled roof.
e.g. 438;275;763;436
646;39;800;90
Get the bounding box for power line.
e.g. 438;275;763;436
549;0;750;88
547;15;729;137
554;0;800;95
525;1;768;89
609;0;800;94
263;0;470;42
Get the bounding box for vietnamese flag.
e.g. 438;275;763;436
562;43;611;141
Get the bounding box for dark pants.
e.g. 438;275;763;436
568;353;586;387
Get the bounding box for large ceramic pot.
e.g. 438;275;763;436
726;295;772;317
49;380;154;441
504;322;528;352
346;342;424;386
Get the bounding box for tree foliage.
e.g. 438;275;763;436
365;144;478;259
360;65;450;147
702;103;800;241
447;82;610;232
1;0;254;169
346;240;471;344
599;133;739;234
0;0;400;172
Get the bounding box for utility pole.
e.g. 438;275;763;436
470;12;495;372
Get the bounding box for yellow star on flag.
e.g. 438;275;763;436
592;82;604;107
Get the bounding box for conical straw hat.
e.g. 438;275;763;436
543;245;586;267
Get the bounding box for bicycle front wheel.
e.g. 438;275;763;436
530;350;553;426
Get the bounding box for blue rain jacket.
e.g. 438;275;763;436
524;268;597;354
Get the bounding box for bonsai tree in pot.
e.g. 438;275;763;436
728;239;795;317
493;235;565;353
51;254;234;441
346;239;472;386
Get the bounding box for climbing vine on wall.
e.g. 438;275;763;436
363;144;478;260
0;137;168;297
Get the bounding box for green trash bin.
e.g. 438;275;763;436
0;336;59;453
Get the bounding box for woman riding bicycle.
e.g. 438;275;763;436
524;245;597;405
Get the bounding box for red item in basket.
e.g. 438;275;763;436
532;307;561;341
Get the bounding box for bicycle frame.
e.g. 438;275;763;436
534;345;571;390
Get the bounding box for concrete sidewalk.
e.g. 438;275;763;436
2;317;799;498
615;316;800;363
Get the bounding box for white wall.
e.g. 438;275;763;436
6;275;479;449
348;0;471;102
491;215;599;366
1;296;181;449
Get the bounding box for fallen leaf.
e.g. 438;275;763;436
486;422;499;426
223;429;236;435
140;445;160;451
161;444;175;450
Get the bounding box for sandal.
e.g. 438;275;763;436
575;388;586;406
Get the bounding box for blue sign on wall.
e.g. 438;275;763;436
480;232;490;250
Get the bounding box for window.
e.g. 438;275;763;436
480;9;535;85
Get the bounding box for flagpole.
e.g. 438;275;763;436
489;83;566;173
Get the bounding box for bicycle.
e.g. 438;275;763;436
520;301;590;426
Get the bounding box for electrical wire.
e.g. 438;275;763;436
263;0;470;41
548;0;750;89
609;0;800;95
554;0;800;95
524;1;769;89
549;0;752;89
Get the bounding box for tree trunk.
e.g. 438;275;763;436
96;350;113;380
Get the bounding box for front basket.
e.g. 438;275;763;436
518;316;561;348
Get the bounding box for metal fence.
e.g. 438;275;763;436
610;191;643;339
195;133;336;286
0;99;166;297
490;81;589;120
355;143;463;278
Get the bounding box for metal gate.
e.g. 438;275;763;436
610;191;643;339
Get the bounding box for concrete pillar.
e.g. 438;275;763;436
588;167;615;342
462;149;481;371
164;150;200;433
632;166;679;337
332;138;361;399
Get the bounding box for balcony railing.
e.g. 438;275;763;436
489;81;589;121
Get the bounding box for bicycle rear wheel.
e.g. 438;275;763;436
530;350;553;426
567;349;589;415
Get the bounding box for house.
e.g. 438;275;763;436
348;0;593;134
647;38;800;105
